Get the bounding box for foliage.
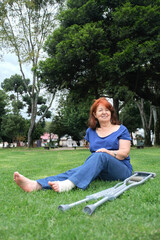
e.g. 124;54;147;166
119;101;142;133
0;147;160;239
39;0;160;104
1;74;29;114
1;74;29;94
39;0;160;145
31;120;46;142
1;114;27;143
1;74;51;125
100;1;160;106
50;93;93;144
39;0;109;98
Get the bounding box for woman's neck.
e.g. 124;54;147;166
99;122;112;129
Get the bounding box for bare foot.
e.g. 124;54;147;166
48;181;60;192
14;172;42;192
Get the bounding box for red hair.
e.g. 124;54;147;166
88;97;120;129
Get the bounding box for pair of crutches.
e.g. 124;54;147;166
58;171;156;215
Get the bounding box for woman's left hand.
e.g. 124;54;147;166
96;148;108;153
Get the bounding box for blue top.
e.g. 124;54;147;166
85;124;132;172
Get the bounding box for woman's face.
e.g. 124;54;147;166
94;104;111;123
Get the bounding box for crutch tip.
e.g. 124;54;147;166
83;204;95;215
57;204;70;211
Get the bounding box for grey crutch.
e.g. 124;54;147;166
58;171;156;215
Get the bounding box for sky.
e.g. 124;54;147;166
0;53;32;87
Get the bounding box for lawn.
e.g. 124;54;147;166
0;147;160;240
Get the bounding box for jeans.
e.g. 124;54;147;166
37;152;132;190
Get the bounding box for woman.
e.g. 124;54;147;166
14;97;132;193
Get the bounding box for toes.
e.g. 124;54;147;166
52;183;59;192
14;172;20;179
48;181;60;192
48;181;54;187
14;172;20;181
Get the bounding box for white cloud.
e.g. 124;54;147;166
0;53;32;87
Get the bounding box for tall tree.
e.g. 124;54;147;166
0;0;61;147
39;0;160;144
103;1;160;144
100;1;160;105
38;0;111;98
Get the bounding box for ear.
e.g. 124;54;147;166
93;112;97;118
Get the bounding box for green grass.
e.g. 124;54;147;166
0;147;160;240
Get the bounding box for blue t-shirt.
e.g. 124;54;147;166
85;125;132;172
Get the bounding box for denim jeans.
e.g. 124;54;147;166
37;152;132;190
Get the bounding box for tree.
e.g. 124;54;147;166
39;1;152;110
152;106;160;145
38;0;110;98
39;0;160;144
99;1;160;144
1;114;27;145
50;92;93;145
0;0;61;147
100;1;160;105
1;74;52;123
119;98;154;146
1;74;28;114
49;114;67;145
136;99;153;146
119;101;142;134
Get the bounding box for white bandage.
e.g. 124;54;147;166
58;179;75;192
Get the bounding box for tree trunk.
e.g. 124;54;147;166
152;106;160;146
144;128;152;146
27;92;38;147
27;123;35;148
154;119;160;145
113;97;119;120
136;99;152;147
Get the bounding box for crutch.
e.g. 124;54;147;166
57;171;156;214
58;177;131;212
58;185;116;212
84;171;156;215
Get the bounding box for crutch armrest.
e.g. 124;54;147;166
133;171;156;178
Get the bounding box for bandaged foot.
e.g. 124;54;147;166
48;179;75;193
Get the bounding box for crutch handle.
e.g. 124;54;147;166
129;176;144;182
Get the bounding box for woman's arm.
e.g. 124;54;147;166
96;139;131;160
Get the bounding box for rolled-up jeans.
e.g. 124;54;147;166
37;152;132;190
